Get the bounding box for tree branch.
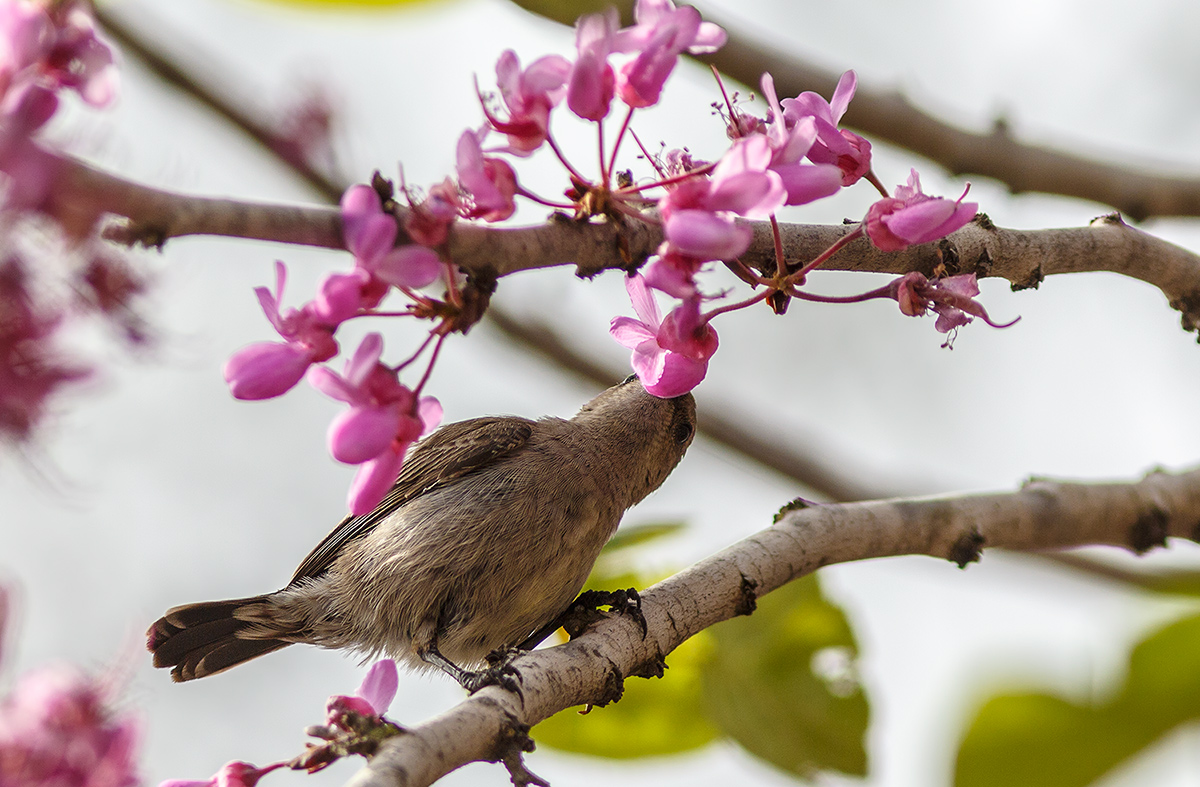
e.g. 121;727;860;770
345;466;1200;787
81;155;1200;335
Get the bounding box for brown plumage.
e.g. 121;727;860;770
147;377;696;684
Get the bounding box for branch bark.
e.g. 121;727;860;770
346;466;1200;787
78;153;1200;335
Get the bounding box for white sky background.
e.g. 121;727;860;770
4;0;1200;784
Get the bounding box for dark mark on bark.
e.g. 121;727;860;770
1130;507;1169;554
949;529;985;568
735;574;759;616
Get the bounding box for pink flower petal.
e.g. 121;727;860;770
306;365;361;405
774;162;843;206
313;270;367;325
344;333;384;387
624;273;661;328
347;444;408;515
829;70;857;124
224;341;312;400
643;351;708;398
610;315;657;349
664;209;752;260
417;397;443;434
340;185;382;248
374;245;442;290
328;406;402;465
356;659;399;714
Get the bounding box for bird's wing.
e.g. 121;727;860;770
288;416;536;584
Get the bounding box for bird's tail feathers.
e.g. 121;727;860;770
147;596;293;682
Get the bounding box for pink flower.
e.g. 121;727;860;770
758;73;842;206
404;178;460;248
0;1;115;111
325;659;399;727
610;274;717;398
887;271;1017;334
307;333;442;515
160;761;284;787
614;1;724;108
616;0;727;54
659;135;785;261
484;50;571;156
642;250;703;298
0;663;141;787
223;262;338;400
781;70;872;186
341;184;442;291
0;256;89;440
456;128;517;222
39;3;117;107
865;169;977;251
567;9;618;121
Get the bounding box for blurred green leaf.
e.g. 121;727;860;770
534;631;721;758
956;610;1200;787
601;521;686;557
536;542;720;759
702;575;869;778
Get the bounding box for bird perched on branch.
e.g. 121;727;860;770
147;376;696;689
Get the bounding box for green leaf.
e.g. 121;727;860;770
956;610;1200;787
600;521;686;557
702;575;870;778
533;631;721;758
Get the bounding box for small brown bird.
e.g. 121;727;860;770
147;376;696;687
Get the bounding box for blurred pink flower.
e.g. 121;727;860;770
781;70;871;186
484;49;571;156
307;333;442;514
0;256;89;440
404;178;460;248
0;663;141;787
610;274;717;398
456;128;517;222
567;9;618;121
865;169;977;251
0;1;115;111
160;761;284;787
223;261;338;401
39;3;117;107
611;0;725;108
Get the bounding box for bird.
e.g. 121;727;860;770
147;375;696;688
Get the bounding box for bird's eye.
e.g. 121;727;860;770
673;421;694;444
622;373;639;385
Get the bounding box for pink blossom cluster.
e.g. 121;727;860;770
0;0;116;216
160;660;399;786
0;665;141;787
0;2;139;443
221;0;1008;515
0;586;141;787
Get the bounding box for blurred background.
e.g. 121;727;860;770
4;0;1200;784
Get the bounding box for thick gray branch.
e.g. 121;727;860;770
347;467;1200;787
